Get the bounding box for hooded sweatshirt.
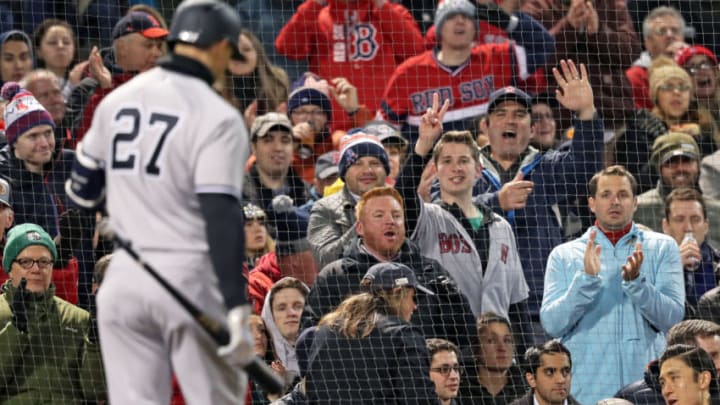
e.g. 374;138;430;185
260;277;311;386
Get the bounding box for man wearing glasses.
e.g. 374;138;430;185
0;223;105;402
427;338;463;405
675;45;720;151
626;6;687;109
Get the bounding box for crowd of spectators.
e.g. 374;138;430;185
0;0;718;404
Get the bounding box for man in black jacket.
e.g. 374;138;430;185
510;340;581;405
304;186;476;348
615;319;720;403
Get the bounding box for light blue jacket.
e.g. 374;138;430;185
540;224;684;405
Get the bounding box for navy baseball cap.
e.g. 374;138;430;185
487;86;532;114
362;262;434;295
112;11;169;41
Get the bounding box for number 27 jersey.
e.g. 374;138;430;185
81;66;249;253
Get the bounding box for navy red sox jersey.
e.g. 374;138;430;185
411;201;528;319
379;43;528;142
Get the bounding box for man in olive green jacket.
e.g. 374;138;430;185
0;223;105;403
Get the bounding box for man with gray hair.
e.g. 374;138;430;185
21;69;72;150
626;6;687;109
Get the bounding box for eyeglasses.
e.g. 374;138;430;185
658;83;692;93
14;258;54;270
685;63;717;75
651;26;681;37
291;109;326;118
430;365;463;376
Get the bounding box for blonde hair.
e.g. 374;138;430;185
648;56;692;107
319;287;411;338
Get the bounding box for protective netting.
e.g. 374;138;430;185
0;0;718;404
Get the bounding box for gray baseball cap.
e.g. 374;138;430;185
363;121;408;146
0;178;10;208
251;112;293;141
362;262;434;295
315;151;340;180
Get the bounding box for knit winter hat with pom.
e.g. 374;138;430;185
338;133;389;180
1;82;55;145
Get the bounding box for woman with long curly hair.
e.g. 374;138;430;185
304;262;439;404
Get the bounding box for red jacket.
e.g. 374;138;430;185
248;252;281;314
424;19;547;95
75;72;136;147
626;64;653;110
276;0;424;130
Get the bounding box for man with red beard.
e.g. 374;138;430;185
304;186;477;348
307;134;389;268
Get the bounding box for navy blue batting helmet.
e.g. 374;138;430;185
167;0;244;60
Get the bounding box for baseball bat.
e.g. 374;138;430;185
102;225;285;395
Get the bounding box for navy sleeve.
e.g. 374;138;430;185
199;193;248;308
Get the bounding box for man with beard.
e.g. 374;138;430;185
635;132;720;247
305;186;477;348
307;133;389;268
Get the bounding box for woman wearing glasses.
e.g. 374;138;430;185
614;55;720;192
0;223;105;402
305;262;440;404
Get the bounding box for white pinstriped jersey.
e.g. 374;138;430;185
81;66;249;254
411;201;528;319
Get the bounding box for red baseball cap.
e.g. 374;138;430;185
675;45;718;67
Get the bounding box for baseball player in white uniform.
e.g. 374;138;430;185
65;0;255;403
